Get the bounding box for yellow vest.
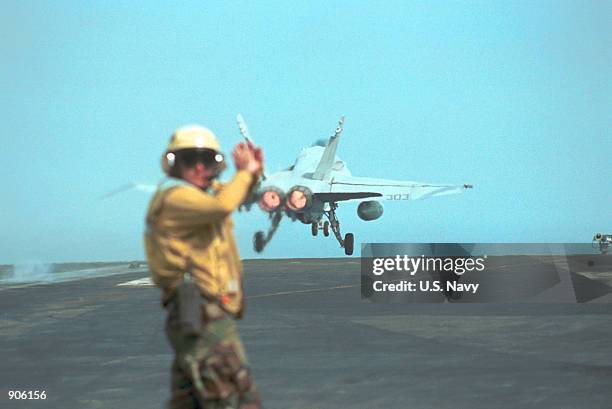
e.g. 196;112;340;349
144;171;254;316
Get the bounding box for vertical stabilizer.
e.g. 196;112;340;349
312;116;344;180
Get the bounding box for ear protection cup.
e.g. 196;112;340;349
161;152;176;175
166;152;176;167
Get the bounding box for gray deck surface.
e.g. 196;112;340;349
1;258;612;409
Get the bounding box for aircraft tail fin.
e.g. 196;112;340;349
236;113;267;180
312;116;344;180
236;114;253;143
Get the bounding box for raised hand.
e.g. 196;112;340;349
232;142;262;175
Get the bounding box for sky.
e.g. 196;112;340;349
1;0;610;264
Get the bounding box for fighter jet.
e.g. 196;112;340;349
237;115;473;256
593;233;612;254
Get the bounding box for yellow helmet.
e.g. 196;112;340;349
161;125;224;175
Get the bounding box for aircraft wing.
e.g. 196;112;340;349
314;192;383;203
100;183;157;199
327;176;472;202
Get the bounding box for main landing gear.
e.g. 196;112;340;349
253;210;282;253
311;221;331;237
254;203;356;256
320;202;355;256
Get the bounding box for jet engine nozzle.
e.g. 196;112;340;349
258;187;285;212
286;186;313;211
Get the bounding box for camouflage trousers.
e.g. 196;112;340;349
165;301;261;409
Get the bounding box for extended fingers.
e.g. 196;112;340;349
253;147;264;163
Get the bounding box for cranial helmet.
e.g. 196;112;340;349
161;125;225;175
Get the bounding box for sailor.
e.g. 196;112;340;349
144;125;263;409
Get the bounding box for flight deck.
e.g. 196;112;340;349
1;258;612;409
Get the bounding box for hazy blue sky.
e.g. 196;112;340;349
1;1;610;263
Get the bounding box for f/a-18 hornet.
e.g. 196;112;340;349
237;115;473;256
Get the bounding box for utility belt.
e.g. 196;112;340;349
166;279;233;336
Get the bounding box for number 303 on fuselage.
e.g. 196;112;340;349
237;115;473;256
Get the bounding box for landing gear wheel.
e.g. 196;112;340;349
325;202;352;253
323;221;330;237
311;222;318;236
344;233;354;256
254;231;265;253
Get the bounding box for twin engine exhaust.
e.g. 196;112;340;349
258;186;313;212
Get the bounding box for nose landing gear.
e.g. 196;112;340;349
312;221;331;237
